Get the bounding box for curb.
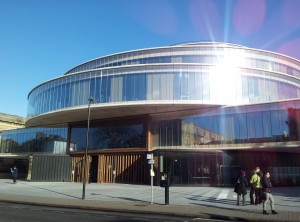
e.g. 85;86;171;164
0;196;267;222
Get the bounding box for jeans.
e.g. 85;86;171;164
237;194;246;205
12;176;17;183
255;188;261;204
257;188;263;203
250;188;256;204
263;192;275;211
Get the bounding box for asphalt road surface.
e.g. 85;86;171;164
0;202;229;222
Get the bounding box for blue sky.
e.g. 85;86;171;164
1;0;300;118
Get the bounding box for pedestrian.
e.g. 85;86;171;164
10;166;18;184
249;169;258;205
250;169;262;205
234;170;248;206
262;171;278;215
255;167;264;204
255;167;263;204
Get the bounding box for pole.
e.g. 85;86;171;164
165;173;169;205
151;153;153;204
82;98;93;200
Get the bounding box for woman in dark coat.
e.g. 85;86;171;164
234;170;248;206
11;166;18;184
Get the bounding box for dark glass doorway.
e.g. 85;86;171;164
188;155;211;185
158;151;222;186
89;156;98;183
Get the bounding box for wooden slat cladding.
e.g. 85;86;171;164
71;153;148;184
98;153;148;184
71;155;91;182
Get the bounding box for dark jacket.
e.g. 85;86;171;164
234;174;248;195
12;168;18;178
262;177;272;193
257;171;263;180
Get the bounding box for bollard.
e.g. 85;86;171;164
160;172;170;205
165;184;169;205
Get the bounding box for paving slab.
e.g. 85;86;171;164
0;179;299;222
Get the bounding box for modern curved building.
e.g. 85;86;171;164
1;42;300;186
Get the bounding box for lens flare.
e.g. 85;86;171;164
190;0;221;40
282;0;300;28
277;39;300;61
233;0;266;36
128;0;178;35
209;50;245;105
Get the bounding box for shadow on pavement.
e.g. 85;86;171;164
90;193;149;204
25;184;81;200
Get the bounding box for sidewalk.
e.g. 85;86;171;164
0;179;299;222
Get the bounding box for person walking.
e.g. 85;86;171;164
11;166;18;184
262;172;278;215
255;167;263;204
234;170;248;206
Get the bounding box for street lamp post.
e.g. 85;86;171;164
82;97;96;200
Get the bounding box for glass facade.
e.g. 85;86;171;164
65;44;300;79
153;100;300;147
69;121;145;152
27;42;300;121
158;151;223;186
15;99;299;153
2;42;300;185
157;150;300;186
0;127;67;154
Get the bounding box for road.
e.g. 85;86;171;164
0;202;228;222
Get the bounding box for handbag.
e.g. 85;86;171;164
234;178;240;193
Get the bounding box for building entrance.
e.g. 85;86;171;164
188;155;211;185
89;156;98;183
158;151;223;186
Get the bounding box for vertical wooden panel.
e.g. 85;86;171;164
97;155;101;183
71;152;148;184
109;155;113;183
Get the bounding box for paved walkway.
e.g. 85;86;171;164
0;179;299;221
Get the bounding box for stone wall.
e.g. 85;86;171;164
0;113;26;131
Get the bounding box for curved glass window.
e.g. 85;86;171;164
152;100;300;147
28;64;300;119
69;122;145;151
0;127;67;154
64;45;300;80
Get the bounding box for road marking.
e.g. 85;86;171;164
216;190;229;200
202;189;218;198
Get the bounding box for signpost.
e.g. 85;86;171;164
147;153;154;204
